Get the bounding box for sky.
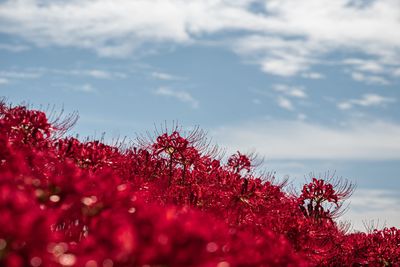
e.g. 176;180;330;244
0;0;399;231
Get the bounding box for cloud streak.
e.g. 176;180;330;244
337;94;396;110
151;72;184;81
0;43;30;52
212;118;400;160
154;87;199;109
52;69;126;79
273;84;307;99
350;72;389;85
0;77;9;85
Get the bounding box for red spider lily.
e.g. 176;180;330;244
227;151;252;174
0;101;398;266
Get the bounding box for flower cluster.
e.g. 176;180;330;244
0;101;399;266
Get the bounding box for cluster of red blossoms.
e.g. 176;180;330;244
0;102;399;267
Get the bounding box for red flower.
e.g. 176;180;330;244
0;101;398;266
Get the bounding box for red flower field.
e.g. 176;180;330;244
0;101;399;266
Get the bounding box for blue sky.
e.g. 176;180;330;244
1;0;399;230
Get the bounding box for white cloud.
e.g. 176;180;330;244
151;72;183;81
392;68;400;77
337;102;352;110
86;69;113;79
252;84;308;111
57;83;97;93
342;58;398;83
297;113;307;121
271;84;307;111
84;69;126;79
261;58;305;77
338;94;396;110
0;43;29;52
273;84;307;99
0;70;41;84
0;77;9;85
229;1;400;77
277;97;294;111
0;0;192;57
302;72;325;79
351;72;389;85
233;35;318;76
0;70;42;79
342;189;400;231
0;68;127;83
80;84;96;93
211;118;400;160
154;87;199;109
0;0;399;77
52;69;126;79
344;58;384;73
